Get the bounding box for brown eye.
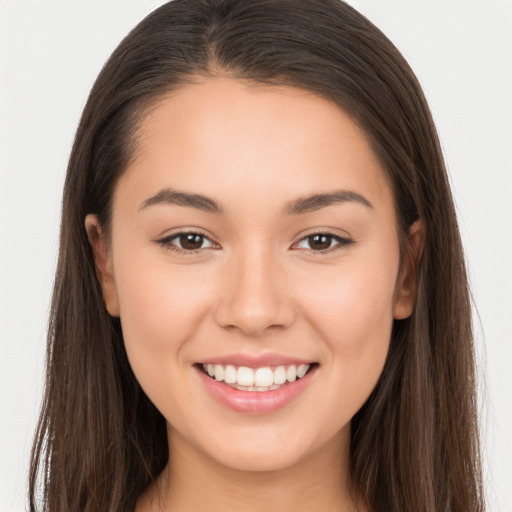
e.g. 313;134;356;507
307;234;333;251
157;231;217;253
294;232;354;253
179;233;205;250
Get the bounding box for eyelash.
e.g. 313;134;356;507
294;231;354;252
156;230;354;255
156;231;219;255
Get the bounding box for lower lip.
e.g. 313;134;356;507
195;365;317;414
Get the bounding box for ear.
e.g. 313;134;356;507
85;214;120;317
393;219;426;320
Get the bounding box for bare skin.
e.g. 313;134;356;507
137;425;354;512
86;77;424;512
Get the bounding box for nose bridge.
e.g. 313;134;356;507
214;239;294;336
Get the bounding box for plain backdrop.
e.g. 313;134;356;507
0;1;511;511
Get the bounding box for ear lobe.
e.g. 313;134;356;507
85;214;120;317
393;219;426;320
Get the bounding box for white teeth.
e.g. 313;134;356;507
237;366;255;386
214;364;224;381
254;367;274;387
273;366;287;385
202;363;311;390
232;384;281;392
297;364;309;378
286;365;297;382
224;365;237;384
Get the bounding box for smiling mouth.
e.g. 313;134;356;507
197;363;317;392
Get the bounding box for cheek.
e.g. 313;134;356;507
115;253;211;334
112;250;217;390
303;256;397;338
299;273;395;430
298;251;398;387
113;258;222;437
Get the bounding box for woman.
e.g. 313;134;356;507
29;0;484;511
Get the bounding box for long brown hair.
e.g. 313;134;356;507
29;1;484;510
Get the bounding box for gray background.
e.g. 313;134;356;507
1;1;511;510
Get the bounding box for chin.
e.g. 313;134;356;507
209;445;308;473
194;422;338;474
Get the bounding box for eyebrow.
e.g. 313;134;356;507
139;187;373;215
284;190;373;215
140;188;224;214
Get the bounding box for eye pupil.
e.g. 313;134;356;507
180;234;203;250
309;234;332;250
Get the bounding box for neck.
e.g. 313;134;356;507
137;425;367;512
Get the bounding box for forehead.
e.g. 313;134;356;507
116;77;394;218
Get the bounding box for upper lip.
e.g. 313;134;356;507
196;353;315;368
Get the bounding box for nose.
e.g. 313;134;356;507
213;244;296;337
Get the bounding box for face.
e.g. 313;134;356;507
87;77;420;473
